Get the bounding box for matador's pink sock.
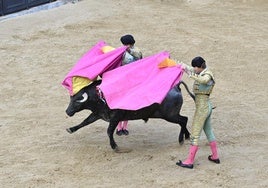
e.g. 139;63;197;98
122;121;128;130
117;122;123;131
183;145;198;165
209;141;219;159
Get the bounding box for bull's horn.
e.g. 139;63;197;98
77;93;88;103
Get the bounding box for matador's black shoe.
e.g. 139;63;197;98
208;155;220;164
122;129;129;135
116;130;123;136
176;160;194;169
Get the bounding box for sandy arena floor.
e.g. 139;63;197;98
0;0;267;187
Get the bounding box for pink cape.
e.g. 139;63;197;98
99;51;184;110
62;41;127;95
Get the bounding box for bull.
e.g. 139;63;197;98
65;80;194;152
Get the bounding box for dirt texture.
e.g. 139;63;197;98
0;0;267;187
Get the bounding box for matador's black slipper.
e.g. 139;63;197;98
208;155;220;164
176;160;194;169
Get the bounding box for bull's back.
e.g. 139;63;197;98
160;86;183;114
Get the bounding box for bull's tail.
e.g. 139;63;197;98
178;81;195;101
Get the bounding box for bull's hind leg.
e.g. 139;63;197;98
66;113;100;133
163;114;189;144
178;115;190;142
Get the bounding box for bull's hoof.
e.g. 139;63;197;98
178;136;184;145
185;134;190;140
66;128;73;134
114;147;132;153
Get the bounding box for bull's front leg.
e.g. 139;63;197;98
107;120;120;150
66;113;100;133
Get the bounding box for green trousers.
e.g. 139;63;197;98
190;95;215;145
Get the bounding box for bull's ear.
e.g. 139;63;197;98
77;93;88;103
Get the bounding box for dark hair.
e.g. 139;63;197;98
120;34;135;45
191;56;206;68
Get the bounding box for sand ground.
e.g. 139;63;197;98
0;0;267;187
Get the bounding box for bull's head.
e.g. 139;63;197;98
65;80;102;117
66;91;89;117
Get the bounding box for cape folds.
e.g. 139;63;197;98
62;41;184;110
62;41;127;95
99;51;184;110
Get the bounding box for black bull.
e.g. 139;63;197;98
65;80;194;151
